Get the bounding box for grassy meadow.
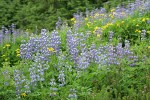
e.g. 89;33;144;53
0;0;150;100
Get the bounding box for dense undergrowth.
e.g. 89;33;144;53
0;0;150;100
0;0;135;31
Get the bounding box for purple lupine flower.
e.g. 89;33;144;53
85;9;90;17
20;29;61;61
124;40;131;55
11;23;16;33
109;31;114;42
0;31;3;45
68;88;78;99
29;67;37;89
66;30;79;64
73;12;84;30
141;30;146;41
58;70;66;87
29;54;48;88
123;40;139;66
97;45;108;67
107;45;119;65
24;81;31;93
116;43;124;58
14;70;24;98
2;26;5;34
147;20;150;24
76;52;90;70
49;78;58;97
49;30;61;55
89;43;99;63
56;17;62;30
2;71;10;86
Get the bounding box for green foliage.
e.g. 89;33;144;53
0;0;134;31
0;33;29;67
0;0;150;99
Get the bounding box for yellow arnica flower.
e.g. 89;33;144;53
15;49;20;51
121;21;124;24
48;47;55;52
94;26;99;31
147;31;150;34
138;30;141;33
97;34;101;37
16;54;20;57
21;93;27;97
94;13;100;18
71;18;76;24
71;18;75;21
86;22;91;27
100;14;104;16
84;18;88;21
111;8;115;12
142;18;146;22
16;49;20;54
6;44;10;47
121;12;125;15
135;29;141;33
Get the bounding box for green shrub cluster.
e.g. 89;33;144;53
0;0;134;31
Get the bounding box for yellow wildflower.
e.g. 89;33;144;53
94;26;99;31
15;49;20;54
85;18;88;21
148;46;150;49
117;24;120;27
142;18;146;22
147;31;150;34
71;18;76;24
97;34;100;37
16;54;20;57
6;44;10;47
111;8;115;12
94;13;99;18
110;15;114;18
109;23;113;26
100;14;104;16
121;12;125;15
121;21;124;24
101;25;107;30
48;47;55;52
136;24;139;27
87;22;91;27
135;29;138;32
135;29;141;33
21;93;27;97
138;30;141;33
15;49;20;51
109;14;112;18
71;18;75;21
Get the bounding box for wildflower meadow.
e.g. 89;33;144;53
0;0;150;100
